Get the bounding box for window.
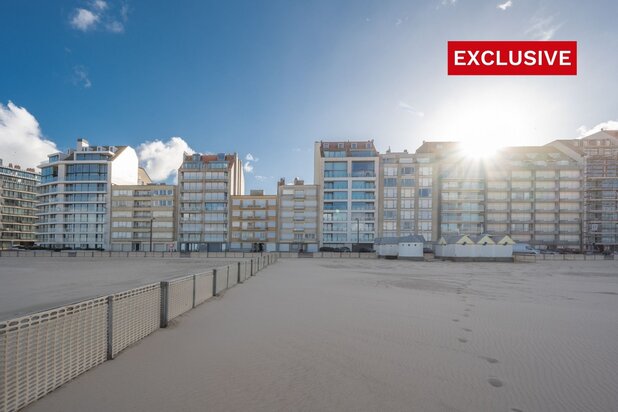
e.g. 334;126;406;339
384;178;397;187
419;188;431;197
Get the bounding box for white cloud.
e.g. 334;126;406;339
137;137;194;182
577;120;618;137
438;0;457;7
243;162;254;173
73;65;92;88
398;101;424;117
93;0;108;11
0;101;58;169
69;1;127;33
243;153;258;173
106;21;124;33
70;8;99;31
497;1;513;11
526;15;563;41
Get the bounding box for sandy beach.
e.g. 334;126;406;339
22;258;618;412
0;257;236;320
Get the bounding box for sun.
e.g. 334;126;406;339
459;139;500;159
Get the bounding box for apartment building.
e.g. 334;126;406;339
177;152;244;252
230;189;277;252
277;178;319;252
110;175;177;252
314;141;379;250
37;139;138;250
378;150;436;242
0;159;39;249
415;140;585;251
556;130;618;252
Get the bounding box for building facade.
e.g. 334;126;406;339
110;181;177;252
230;190;277;252
557;130;618;252
0;159;39;249
177;152;244;252
277;178;319;252
314;141;379;250
413;140;585;251
37;139;139;250
378;150;436;242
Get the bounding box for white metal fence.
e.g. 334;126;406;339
0;254;278;412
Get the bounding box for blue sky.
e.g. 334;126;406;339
1;0;617;193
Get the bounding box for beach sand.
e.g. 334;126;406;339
0;257;236;320
24;258;618;412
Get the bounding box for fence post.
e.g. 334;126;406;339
238;262;242;283
227;265;230;288
106;296;114;360
250;259;254;276
160;281;169;328
192;274;197;308
213;269;218;296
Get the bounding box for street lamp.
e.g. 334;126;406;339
149;217;155;252
355;217;360;252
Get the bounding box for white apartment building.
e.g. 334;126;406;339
177;152;244;252
37;139;138;250
277;178;319;252
314;141;379;250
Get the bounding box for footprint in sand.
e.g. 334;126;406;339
463;313;470;318
457;337;468;343
464;308;471;312
488;377;504;387
452;318;460;322
462;328;472;332
479;356;499;364
511;409;523;412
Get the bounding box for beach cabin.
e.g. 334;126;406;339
375;237;399;258
398;235;425;260
435;234;475;260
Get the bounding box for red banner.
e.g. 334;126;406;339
447;41;577;75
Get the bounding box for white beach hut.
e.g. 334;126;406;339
376;237;400;258
435;234;475;259
398;235;425;260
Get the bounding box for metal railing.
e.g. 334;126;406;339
0;254;278;412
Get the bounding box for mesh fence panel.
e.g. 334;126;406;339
0;297;107;412
227;264;238;288
194;272;214;306
111;283;160;358
215;268;228;295
167;276;194;321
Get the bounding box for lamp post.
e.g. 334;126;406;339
355;217;360;252
149;217;155;252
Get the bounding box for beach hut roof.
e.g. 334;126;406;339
470;234;496;245
398;235;426;243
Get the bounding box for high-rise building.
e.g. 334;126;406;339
0;159;40;249
556;130;618;252
230;189;277;252
276;178;319;252
37;139;139;250
177;152;244;252
110;171;177;252
314;141;379;250
378;150;437;242
413;140;585;251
